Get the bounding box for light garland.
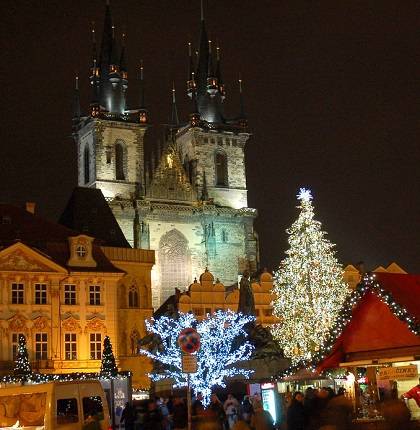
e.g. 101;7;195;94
278;273;420;378
271;188;350;366
139;310;255;406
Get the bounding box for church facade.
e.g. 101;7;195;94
72;3;258;307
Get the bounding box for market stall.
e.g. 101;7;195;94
314;272;420;428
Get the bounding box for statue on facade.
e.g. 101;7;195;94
238;270;256;317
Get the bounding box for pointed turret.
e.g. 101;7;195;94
109;25;120;77
138;61;149;124
206;40;218;96
186;42;196;98
196;6;210;97
216;46;226;100
89;24;101;117
120;32;128;80
170;82;180;126
72;75;81;124
190;90;201;127
238;75;248;129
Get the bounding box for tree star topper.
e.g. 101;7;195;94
297;187;313;202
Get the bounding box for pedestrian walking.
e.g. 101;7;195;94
224;394;240;429
286;392;305;430
250;400;274;430
172;396;188;430
120;402;136;430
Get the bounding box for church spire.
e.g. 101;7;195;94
187;42;196;98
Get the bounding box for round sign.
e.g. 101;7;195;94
178;327;201;354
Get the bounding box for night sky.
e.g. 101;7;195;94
0;1;418;273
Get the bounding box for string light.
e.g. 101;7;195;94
139;310;255;406
271;188;350;366
100;336;118;378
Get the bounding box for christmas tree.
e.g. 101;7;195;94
271;188;349;366
100;336;118;378
13;334;32;379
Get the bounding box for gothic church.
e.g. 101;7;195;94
72;2;258;307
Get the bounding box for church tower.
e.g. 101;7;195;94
74;2;258;308
73;2;149;201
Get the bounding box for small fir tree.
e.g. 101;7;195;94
14;334;32;379
271;188;349;366
100;336;118;378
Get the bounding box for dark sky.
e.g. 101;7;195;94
0;1;418;273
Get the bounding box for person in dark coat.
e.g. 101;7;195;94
120;402;136;430
287;391;305;430
172;396;188;430
143;399;163;430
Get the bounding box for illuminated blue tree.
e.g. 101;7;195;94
140;310;254;406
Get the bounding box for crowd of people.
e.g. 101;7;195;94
285;385;412;430
120;392;275;430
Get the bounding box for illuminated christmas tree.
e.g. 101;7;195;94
140;310;254;406
271;188;349;366
13;335;32;379
100;336;118;378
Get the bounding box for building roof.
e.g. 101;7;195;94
313;272;420;372
0;203;122;273
59;187;130;248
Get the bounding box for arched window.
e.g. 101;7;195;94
215;152;228;186
128;286;138;307
84;146;90;184
115;143;125;180
159;229;191;304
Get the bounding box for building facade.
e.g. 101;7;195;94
72;3;258;307
0;203;154;389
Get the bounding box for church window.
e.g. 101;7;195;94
221;229;228;243
1;215;11;224
217;137;223;145
11;283;24;304
84;146;90;184
226;138;230;145
232;138;238;146
128;286;139;308
215;152;228;186
159;229;191;304
106;147;112;164
203;138;208;143
210;138;215;144
115;142;125;180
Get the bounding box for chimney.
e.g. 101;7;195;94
25;202;36;214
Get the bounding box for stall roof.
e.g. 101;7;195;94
315;272;420;372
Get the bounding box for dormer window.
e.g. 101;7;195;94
76;245;87;258
67;235;97;268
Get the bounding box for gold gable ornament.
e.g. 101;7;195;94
61;317;82;333
84;317;107;334
8;314;29;334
